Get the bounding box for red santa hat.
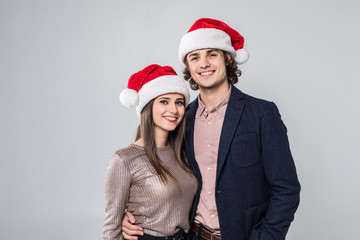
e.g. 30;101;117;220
119;64;190;117
178;18;249;65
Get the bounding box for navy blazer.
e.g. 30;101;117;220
185;85;300;240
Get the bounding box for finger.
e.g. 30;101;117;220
122;225;144;235
122;218;142;231
122;232;138;240
121;227;144;237
122;223;143;231
125;211;136;224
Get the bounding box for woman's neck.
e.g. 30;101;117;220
154;129;169;147
134;130;169;148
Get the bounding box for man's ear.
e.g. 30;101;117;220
225;52;232;65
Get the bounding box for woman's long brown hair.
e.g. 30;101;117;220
135;99;193;185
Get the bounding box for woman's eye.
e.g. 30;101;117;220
176;101;184;106
160;100;168;104
190;57;198;61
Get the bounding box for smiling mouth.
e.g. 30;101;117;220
199;71;215;76
163;116;177;122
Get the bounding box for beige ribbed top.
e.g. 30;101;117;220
103;144;198;240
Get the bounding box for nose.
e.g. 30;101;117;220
199;56;210;68
168;103;179;114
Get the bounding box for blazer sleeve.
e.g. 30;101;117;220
250;102;301;240
103;153;132;240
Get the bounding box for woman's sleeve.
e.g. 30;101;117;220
103;153;132;240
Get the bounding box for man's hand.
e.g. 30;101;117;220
121;212;144;240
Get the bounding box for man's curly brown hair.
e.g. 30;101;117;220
182;50;242;90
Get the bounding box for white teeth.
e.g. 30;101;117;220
164;117;176;121
200;71;213;76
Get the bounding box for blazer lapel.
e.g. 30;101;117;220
216;86;245;181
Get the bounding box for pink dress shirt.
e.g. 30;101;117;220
193;86;231;231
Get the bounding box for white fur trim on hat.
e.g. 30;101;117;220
136;75;190;117
119;88;138;108
179;28;235;64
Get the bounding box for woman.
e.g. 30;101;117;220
103;64;198;240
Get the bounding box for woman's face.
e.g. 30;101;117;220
152;93;185;134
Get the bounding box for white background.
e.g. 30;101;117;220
1;0;359;239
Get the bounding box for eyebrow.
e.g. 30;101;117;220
207;49;220;54
158;97;185;100
187;49;220;58
187;52;199;58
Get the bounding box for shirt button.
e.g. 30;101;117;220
206;144;210;148
208;191;212;195
211;214;216;218
208;121;212;125
207;167;211;171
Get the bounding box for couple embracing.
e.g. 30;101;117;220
103;18;300;240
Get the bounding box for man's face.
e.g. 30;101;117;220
186;48;228;91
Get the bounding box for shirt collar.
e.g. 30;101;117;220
196;85;232;118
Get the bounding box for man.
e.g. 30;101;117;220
121;18;300;240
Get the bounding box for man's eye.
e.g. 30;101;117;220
190;57;198;61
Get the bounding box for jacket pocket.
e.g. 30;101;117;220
245;202;269;238
229;132;259;167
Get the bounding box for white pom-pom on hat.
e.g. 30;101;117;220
119;88;138;108
235;48;249;65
